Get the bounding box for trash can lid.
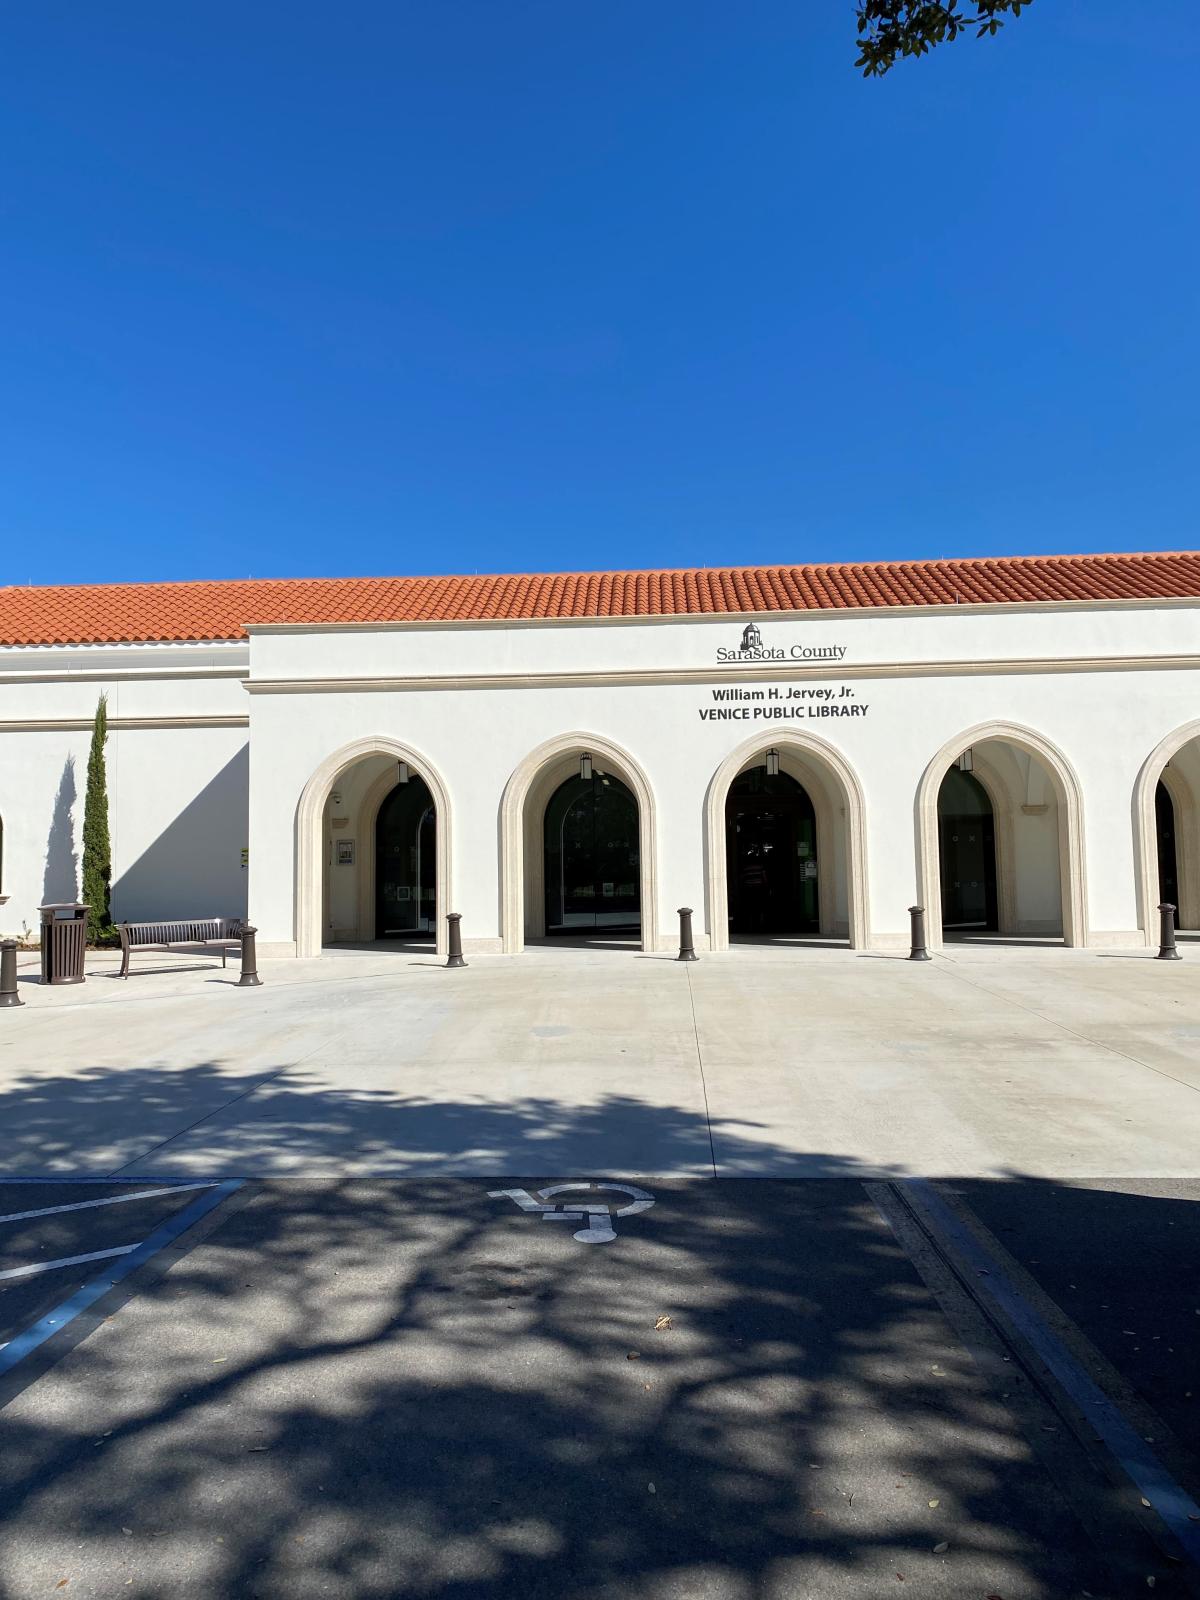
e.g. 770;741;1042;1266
39;902;90;916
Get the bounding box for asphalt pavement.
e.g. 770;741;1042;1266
2;1175;1199;1599
953;1177;1200;1463
0;1181;229;1354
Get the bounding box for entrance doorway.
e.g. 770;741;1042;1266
937;766;998;933
1156;780;1179;925
375;775;436;939
1134;726;1200;941
543;770;641;935
919;727;1082;947
724;766;818;938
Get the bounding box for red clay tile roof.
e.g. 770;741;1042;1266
0;552;1198;646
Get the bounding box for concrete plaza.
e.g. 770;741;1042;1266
5;942;1200;1599
3;939;1198;1181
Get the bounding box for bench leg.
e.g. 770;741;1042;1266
120;947;130;979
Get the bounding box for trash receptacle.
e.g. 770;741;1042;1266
39;903;89;985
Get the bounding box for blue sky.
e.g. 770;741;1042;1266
2;2;1197;585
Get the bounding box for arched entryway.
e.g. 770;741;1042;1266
1133;722;1200;940
295;737;452;958
916;723;1087;948
500;734;658;953
705;731;869;951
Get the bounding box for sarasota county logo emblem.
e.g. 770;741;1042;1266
716;623;847;663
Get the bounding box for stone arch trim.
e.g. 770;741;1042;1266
1132;719;1200;940
499;732;659;955
295;736;453;958
915;721;1088;949
703;729;870;952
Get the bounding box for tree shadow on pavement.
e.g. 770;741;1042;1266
0;1059;737;1177
0;1069;1194;1598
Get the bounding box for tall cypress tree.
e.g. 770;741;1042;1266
81;693;112;940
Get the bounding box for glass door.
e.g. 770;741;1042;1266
937;767;998;931
1156;781;1179;925
375;776;437;938
544;772;640;933
725;766;818;936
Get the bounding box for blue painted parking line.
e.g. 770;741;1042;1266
0;1178;242;1380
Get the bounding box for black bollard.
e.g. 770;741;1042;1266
1157;902;1182;961
445;912;468;969
908;905;932;962
238;923;264;987
0;940;24;1008
676;906;699;962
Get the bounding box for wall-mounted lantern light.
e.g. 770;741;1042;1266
956;748;974;773
397;761;411;785
580;752;593;782
765;748;781;778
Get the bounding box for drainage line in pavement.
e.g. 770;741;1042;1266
683;965;718;1179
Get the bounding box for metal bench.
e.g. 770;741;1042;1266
117;918;245;978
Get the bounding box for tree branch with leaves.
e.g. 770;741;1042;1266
856;1;1032;77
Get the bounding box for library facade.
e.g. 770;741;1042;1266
1;551;1197;957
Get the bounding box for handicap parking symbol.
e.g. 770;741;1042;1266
488;1182;654;1244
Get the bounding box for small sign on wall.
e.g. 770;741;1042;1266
336;839;355;866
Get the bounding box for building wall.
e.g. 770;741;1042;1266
1;604;1196;952
244;600;1200;954
0;643;249;936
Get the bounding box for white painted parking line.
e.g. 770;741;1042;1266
0;1182;217;1227
0;1245;140;1281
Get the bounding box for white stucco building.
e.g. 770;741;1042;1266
1;551;1197;958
